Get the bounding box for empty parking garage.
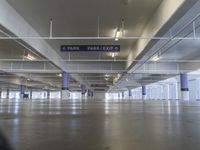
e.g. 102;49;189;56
1;0;200;150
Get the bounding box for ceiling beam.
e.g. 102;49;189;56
0;0;84;84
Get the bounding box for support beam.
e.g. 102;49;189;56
0;60;125;74
128;0;199;76
142;86;146;100
118;93;120;99
180;73;189;100
81;84;86;99
47;90;50;99
91;91;94;98
122;91;124;99
128;89;132;98
0;0;83;84
61;71;70;100
20;85;26;99
87;89;91;97
127;0;186;69
29;89;32;100
6;89;9;99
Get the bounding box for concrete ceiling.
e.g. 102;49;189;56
1;0;163;91
111;0;200;91
6;0;163;60
1;0;200;92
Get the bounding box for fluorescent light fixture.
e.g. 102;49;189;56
25;54;36;61
152;55;160;62
112;53;115;58
115;29;121;41
57;73;62;77
105;74;110;77
117;74;121;78
111;52;118;58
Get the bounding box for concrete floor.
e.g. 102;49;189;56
0;99;200;150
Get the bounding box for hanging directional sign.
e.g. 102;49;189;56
61;45;120;52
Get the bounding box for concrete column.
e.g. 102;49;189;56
129;89;132;98
30;89;32;100
118;93;120;99
180;73;189;100
142;86;146;100
47;90;50;99
164;84;169;100
91;91;94;98
6;89;9;99
122;91;124;99
81;85;86;98
20;85;26;99
87;89;91;97
61;71;70;100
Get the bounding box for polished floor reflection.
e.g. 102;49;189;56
0;99;200;150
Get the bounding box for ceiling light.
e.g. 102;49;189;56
152;55;160;62
24;54;36;61
112;53;115;58
111;52;118;58
116;74;121;80
115;29;121;41
57;73;62;77
105;74;110;77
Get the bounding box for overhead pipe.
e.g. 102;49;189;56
1;59;200;63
